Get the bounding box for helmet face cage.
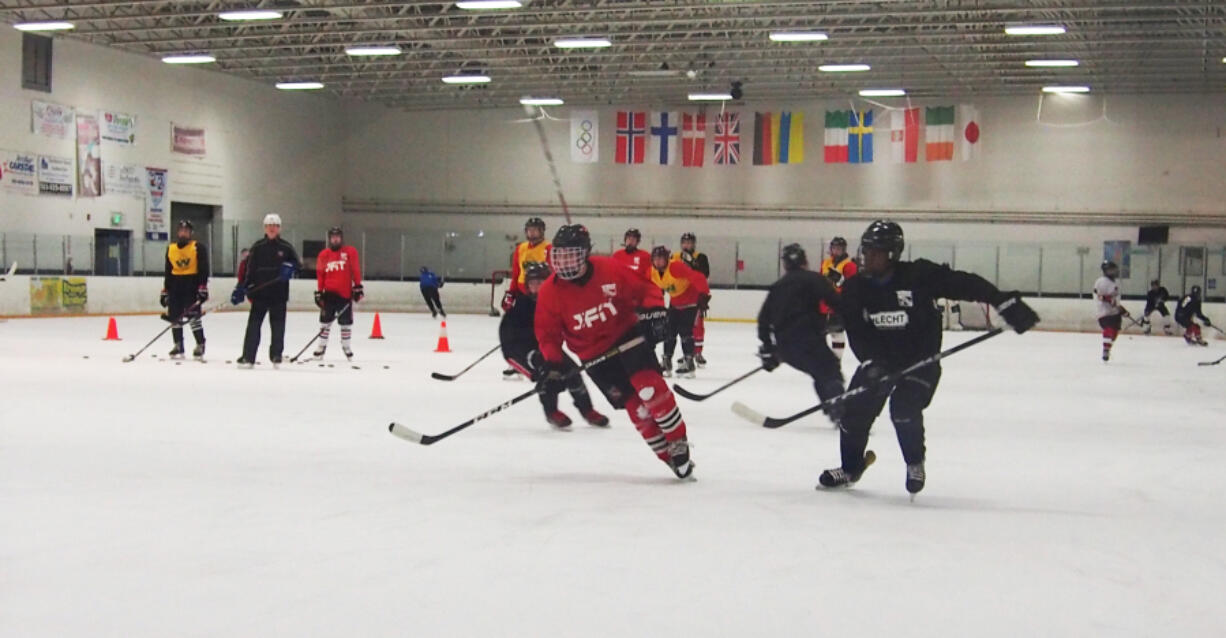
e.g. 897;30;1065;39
550;245;588;280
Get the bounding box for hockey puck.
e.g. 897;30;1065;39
318;363;325;368
83;355;89;359
383;365;389;369
175;361;182;366
225;360;232;364
328;364;335;368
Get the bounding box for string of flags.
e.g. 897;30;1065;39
568;106;980;165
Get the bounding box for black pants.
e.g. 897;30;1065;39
167;291;204;346
242;299;287;361
510;350;595;414
777;328;844;402
839;363;941;472
662;305;698;358
421;287;444;315
586;331;660;409
319;292;353;325
1143;302;1169;317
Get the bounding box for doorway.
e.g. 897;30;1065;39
94;228;132;276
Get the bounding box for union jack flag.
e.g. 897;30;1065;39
615;111;647;164
713;112;741;166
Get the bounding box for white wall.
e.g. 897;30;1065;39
0;28;344;238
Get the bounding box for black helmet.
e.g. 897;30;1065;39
781;243;808;271
1151;279;1161;287
651;245;671;261
420;266;428;274
328;226;343;237
523;261;552;284
1191;285;1202;297
177;220;193;231
624;228;642;240
550;224;592;280
525;217;546;231
830;236;847;250
681;232;697;243
1101;260;1119;276
860;220;904;261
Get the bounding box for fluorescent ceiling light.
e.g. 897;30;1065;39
162;54;216;64
456;0;523;8
859;88;906;97
520;97;564;106
1042;85;1090;93
276;81;325;90
819;63;871;72
553;37;612;49
1005;25;1066;36
345;45;402;56
442;74;492;84
13;21;74;31
769;31;828;42
628;69;681;77
218;10;283;21
688;92;733;101
1025;59;1079;67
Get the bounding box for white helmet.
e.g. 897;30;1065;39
263;213;282;226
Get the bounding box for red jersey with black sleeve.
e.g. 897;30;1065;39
316;245;362;298
534;256;665;362
610;247;652;281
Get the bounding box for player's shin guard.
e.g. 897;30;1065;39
625;396;671;462
341;325;352;354
629;369;688;443
1102;326;1118;358
693;314;705;356
567;376;594;412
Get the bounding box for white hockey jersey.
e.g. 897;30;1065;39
1094;276;1122;318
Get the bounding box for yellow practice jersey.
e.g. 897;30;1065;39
819;255;857;289
514;241;550;283
651;262;692;298
167;241;200;276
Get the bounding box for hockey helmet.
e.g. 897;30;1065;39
624;228;642;241
1191;285;1202;297
177;220;194;231
1150;279;1161;287
525;217;546;231
830;236;847;250
1101;260;1119;276
523;261;552;284
781;243;808;271
550;224;592;280
263;213;282;227
860;220;904;262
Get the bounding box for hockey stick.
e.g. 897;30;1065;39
1198;353;1226;366
0;262;15;281
120;278;281;362
523;104;572;224
289;301;352;363
390;336;645;445
673;366;764;402
733;328;1005;429
431;344;501;381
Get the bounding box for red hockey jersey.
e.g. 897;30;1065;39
316;245;362;298
610;247;652;281
535;256;664;362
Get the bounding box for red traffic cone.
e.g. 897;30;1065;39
369;313;385;339
103;317;121;341
434;320;451;353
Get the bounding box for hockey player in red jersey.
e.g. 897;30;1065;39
313;227;364;360
650;245;711;378
534;224;696;479
610;228;651;281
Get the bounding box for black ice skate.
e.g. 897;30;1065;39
313;344;327;358
675;356;697;379
817;450;877;489
503;368;521;381
192;343;205;360
546;410;573;429
667;440;695;480
906;462;926;497
270;355;283;368
168;343;185;359
661;357;673;378
694;352;707;367
342;346;354;361
236;356;254;369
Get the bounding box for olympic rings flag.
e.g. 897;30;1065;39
570;110;598;163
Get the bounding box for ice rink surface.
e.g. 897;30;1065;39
2;310;1225;637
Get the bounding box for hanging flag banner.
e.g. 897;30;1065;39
145;167;169;241
925;106;955;161
712;112;741;166
890;108;920;163
681;112;706;167
76;114;102;197
100;110;137;145
0;150;38;195
614;111;647;164
753;111;804;166
171;123;206;156
648;111;679;165
569;110;598;163
32;100;75;140
848;110;873;164
753;112;774;166
824;110;850;163
37;155;74;196
104;162;143;196
959;104;980;161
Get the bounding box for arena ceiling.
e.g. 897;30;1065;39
4;1;1225;109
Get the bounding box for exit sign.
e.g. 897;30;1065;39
110;212;123;226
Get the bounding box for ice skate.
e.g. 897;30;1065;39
192;343;205;360
694;352;707;367
906;462;926;498
236;356;254;369
667;440;695;480
817;450;876;489
270;355;283;368
581;408;610;427
312;344;327;358
342;345;354;361
503;368;522;381
168;343;185;359
675;356;697;379
660;357;673;378
546;410;572;429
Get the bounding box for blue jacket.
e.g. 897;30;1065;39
419;270;442;289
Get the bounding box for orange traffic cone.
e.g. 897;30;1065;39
103;317;121;341
369;313;385;339
434;320;451;353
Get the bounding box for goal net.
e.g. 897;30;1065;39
949;300;994;331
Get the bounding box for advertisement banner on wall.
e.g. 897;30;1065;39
145;166;168;241
171;123;205;156
76;114;102;197
0;150;38;195
104;162;143;196
1103;240;1132;279
100;110;137;145
37;155;74;196
32;100;75;139
29;277;88;314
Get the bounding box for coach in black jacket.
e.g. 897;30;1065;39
232;213;300;367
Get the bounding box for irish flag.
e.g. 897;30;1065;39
925;106;955;161
824;110;850;163
890;108;919;163
753;111;804;165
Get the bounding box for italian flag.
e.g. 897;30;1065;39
925;106;955;161
824;110;850;163
890;107;919;163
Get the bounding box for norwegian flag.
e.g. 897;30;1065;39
713;112;741;166
615;111;647;164
681;112;706;167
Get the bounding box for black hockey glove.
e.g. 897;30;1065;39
314;290;324;309
352;284;364;303
230;285;247;305
501;290;517;312
159;289;169;308
825;268;844;286
855;360;890;396
637;307;668;344
697;294;711;314
535;364;567;396
196;285;208;303
757;343;780;371
994;293;1039;334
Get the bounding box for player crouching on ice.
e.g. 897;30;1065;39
500;261;609;430
818;220;1039;496
535;224;697;479
1176;285;1214;346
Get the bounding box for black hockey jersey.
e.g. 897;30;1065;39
1175;295;1208;324
841;259;1007;367
757;270;841;344
499;293;539;366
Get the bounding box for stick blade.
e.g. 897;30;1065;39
731;401;767;427
121;355;136;363
388;422;429;445
1198;361;1221;366
430;372;457;381
672;384;706;401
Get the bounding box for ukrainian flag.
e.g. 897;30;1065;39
773;111;804;164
